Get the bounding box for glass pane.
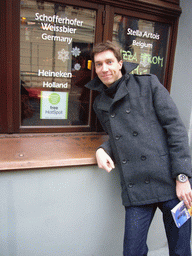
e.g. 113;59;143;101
20;0;96;126
113;15;170;83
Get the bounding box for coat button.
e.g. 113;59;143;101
145;179;150;184
126;109;131;114
111;113;116;118
141;155;147;161
133;131;138;136
122;159;127;164
128;183;134;188
115;135;121;140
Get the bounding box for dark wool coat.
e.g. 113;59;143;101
85;62;192;206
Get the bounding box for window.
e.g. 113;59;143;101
20;0;96;128
113;15;170;84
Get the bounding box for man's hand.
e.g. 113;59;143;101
96;148;115;173
176;180;192;209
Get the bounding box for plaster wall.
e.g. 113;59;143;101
0;0;192;255
0;166;167;256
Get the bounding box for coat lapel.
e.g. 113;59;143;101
96;78;129;112
96;93;113;112
113;77;129;103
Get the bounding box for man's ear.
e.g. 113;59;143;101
119;60;123;70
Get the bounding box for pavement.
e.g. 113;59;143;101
148;246;169;256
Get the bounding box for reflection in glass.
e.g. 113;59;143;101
113;15;170;83
20;0;96;126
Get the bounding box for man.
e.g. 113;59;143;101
85;41;192;256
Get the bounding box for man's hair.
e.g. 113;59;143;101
91;40;122;62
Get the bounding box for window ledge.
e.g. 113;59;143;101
0;133;108;171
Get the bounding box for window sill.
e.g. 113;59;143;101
0;133;108;171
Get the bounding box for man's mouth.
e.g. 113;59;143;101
101;74;112;79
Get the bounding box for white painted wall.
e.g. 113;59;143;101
1;1;191;255
0;166;167;256
0;167;125;256
171;0;192;139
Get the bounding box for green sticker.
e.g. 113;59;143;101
48;93;61;105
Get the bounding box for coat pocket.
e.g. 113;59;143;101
149;122;169;156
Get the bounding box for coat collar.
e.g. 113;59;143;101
97;81;130;111
85;62;138;92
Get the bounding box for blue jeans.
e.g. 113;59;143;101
123;199;191;256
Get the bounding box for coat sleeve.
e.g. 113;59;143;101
150;74;192;178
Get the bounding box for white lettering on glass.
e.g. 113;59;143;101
38;69;72;78
35;13;83;26
127;28;160;40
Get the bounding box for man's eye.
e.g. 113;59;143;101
96;63;101;67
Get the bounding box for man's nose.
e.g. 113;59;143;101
102;63;108;72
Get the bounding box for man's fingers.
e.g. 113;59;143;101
176;180;192;208
96;148;115;172
107;157;115;169
102;159;115;173
179;192;192;209
186;192;192;208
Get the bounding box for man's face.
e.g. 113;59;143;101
94;50;123;87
